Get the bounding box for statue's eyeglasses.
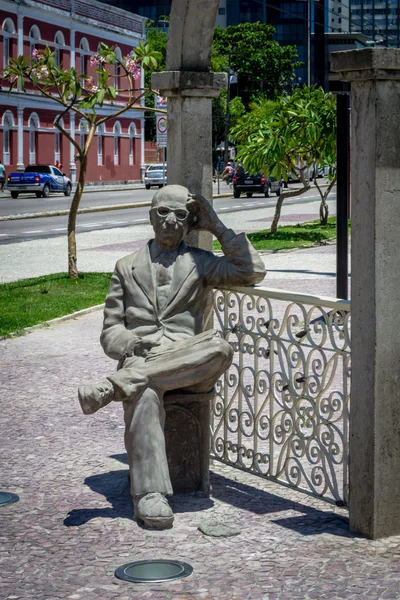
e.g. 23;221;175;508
153;206;190;221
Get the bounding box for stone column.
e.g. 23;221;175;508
16;106;24;172
17;13;23;56
331;48;400;538
69;113;76;183
152;70;226;250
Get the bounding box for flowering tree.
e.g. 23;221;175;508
232;86;337;232
3;42;162;278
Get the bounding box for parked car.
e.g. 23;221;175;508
269;176;284;196
144;164;167;189
7;165;72;199
232;170;270;198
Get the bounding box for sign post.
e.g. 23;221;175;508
155;95;167;185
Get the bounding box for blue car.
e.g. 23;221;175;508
7;164;72;199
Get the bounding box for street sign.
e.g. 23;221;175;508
154;94;167;148
156;114;167;148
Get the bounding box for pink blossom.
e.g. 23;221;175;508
125;56;140;80
9;74;18;83
32;65;49;80
32;48;39;61
89;85;99;94
90;55;100;67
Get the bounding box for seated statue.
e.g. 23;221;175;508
78;185;265;529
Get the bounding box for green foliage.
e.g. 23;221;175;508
213;217;348;252
2;41;161;152
231;86;337;182
212;22;301;106
0;273;112;337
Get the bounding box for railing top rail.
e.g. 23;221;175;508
217;285;351;311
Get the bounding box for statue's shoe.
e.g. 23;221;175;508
78;380;114;414
134;492;174;529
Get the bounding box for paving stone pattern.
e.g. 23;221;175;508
1;310;400;600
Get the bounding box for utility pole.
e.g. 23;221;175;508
223;66;232;166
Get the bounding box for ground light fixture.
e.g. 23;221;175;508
0;491;19;507
115;559;193;583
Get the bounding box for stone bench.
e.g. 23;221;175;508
164;388;214;496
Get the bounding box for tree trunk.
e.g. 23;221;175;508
320;199;329;225
67;155;87;278
270;180;311;234
270;194;285;234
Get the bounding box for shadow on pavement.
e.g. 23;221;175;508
210;471;358;539
64;459;358;539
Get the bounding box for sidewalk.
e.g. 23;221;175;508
1;303;400;600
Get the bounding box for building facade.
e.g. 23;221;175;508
350;0;400;47
0;0;147;183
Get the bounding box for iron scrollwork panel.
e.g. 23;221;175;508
212;288;351;504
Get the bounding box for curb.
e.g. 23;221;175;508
3;303;105;339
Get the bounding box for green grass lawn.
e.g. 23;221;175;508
0;272;112;338
1;218;351;337
214;217;350;251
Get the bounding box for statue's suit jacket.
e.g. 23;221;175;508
100;229;266;363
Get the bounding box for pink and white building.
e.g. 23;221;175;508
0;0;147;184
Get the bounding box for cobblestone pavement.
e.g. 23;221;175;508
1;310;399;600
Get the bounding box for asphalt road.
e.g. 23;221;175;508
0;186;335;245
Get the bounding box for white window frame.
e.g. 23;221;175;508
54;31;64;68
29;25;40;59
114;47;122;91
54;117;64;164
79;118;88;153
3;18;15;68
28;113;39;165
2;111;14;165
97;124;105;166
113;122;121;165
128;123;136;166
79;38;89;83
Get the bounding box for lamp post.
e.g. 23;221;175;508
223;67;237;166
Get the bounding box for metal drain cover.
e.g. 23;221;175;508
115;559;193;583
0;491;19;507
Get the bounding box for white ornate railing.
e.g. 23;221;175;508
212;286;351;506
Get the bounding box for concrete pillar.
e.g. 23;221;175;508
152;0;226;250
17;12;23;56
331;48;400;538
16;106;24;172
152;70;226;250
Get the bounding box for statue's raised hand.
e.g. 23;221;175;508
186;193;219;232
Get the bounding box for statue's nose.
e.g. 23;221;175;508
166;212;177;224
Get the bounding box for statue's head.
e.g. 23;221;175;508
150;185;193;249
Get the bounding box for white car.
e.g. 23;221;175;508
144;164;167;189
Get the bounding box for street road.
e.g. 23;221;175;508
0;186;336;245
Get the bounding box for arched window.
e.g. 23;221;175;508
54;117;64;164
128;123;136;166
79;38;89;80
54;31;65;67
79;118;88;152
113;121;121;165
97;123;105;166
29;25;40;59
28;113;40;165
2;18;16;68
2;110;14;165
114;46;122;91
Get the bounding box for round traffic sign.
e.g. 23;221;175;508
157;117;167;134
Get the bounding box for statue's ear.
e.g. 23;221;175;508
149;209;155;226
